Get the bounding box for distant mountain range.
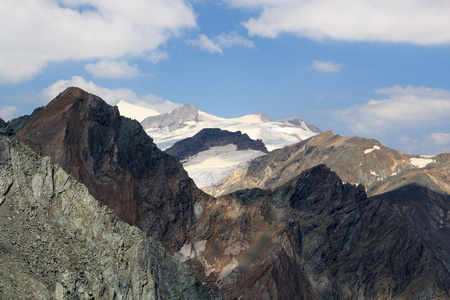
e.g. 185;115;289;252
3;87;450;299
117;101;321;151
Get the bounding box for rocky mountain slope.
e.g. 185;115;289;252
15;87;210;252
204;130;440;197
138;103;320;151
9;88;450;299
181;164;450;299
0;118;220;299
166;128;268;160
166;128;268;188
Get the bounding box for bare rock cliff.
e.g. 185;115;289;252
0;119;220;299
16;87;210;252
187;165;450;299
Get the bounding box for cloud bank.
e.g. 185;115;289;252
40;76;180;113
333;86;450;136
85;60;140;78
327;85;450;154
0;0;196;83
225;0;450;45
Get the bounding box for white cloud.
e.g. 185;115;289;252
40;76;181;113
190;34;224;54
147;51;170;64
396;133;450;155
0;0;197;83
331;86;450;136
224;0;450;45
429;133;450;147
85;60;140;78
0;105;19;121
216;31;256;48
190;32;255;53
311;60;343;73
40;76;139;104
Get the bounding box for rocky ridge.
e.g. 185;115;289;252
9;88;450;299
0;119;220;299
16;87;210;252
166;128;268;161
183;164;450;299
204;130;440;197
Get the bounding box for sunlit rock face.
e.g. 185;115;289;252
16;87;211;252
205;130;445;197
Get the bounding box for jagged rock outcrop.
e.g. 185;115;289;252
166;128;268;161
204;130;437;197
0;119;221;299
16;87;210;252
184;165;450;299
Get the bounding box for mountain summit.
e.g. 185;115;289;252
16;87;209;252
136;103;320;151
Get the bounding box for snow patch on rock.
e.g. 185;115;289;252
410;157;435;168
364;145;381;154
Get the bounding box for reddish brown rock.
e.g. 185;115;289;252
17;87;210;252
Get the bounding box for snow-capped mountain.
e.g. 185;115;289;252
140;104;321;151
116;100;160;122
166;128;268;188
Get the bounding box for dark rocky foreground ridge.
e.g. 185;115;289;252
9;87;450;299
165;128;268;161
15;87;210;253
0;118;220;299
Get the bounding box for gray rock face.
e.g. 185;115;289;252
0;118;221;299
166;128;268;161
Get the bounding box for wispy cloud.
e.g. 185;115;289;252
216;31;256;48
325;85;450;154
40;76;180;113
311;60;344;73
85;60;140;78
0;105;19;121
190;31;255;54
224;0;450;45
189;34;224;54
0;0;196;83
147;51;170;64
396;133;450;155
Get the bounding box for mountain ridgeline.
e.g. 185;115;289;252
0;118;220;299
166;128;268;161
5;87;450;299
15;87;211;253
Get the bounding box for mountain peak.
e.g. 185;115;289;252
16;87;207;252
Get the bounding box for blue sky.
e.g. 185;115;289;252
1;0;450;155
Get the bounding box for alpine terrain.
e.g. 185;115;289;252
0;118;220;299
5;87;450;299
